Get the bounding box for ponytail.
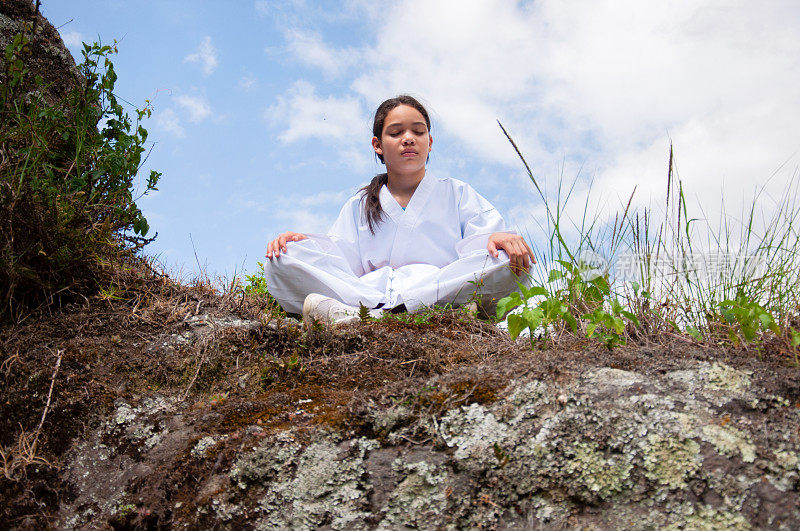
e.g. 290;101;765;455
359;173;388;235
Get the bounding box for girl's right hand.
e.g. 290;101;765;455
266;232;308;259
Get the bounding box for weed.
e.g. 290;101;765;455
260;354;305;390
380;304;458;326
209;392;229;406
465;277;496;318
1;31;160;320
498;122;800;357
116;504;137;517
493;442;510;467
0;349;61;480
497;283;553;344
790;329;800;365
497;260;635;348
359;303;370;323
243;262;283;311
583;298;640;350
717;290;779;345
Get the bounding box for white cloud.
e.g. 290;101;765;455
522;0;800;223
273;0;800;235
229;188;345;234
299;189;353;208
61;31;83;48
184;36;218;76
153;95;211;138
284;29;361;78
256;0;374;22
156;108;184;138
265;81;370;168
265;81;365;142
254;0;306;16
274;208;335;234
175;95;211;123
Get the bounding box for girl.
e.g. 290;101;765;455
265;95;534;325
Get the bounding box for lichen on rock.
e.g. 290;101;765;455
440;402;509;462
229;433;379;529
565;441;634;500
666;503;751;530
281;438;376;529
191;435;226;458
643;434;702;489
701;424;757;463
378;459;450;529
229;431;301;489
700;362;752;393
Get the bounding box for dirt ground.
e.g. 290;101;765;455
1;263;798;528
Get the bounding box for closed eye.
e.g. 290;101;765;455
386;128;428;137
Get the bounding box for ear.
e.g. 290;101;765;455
371;136;383;157
428;134;433;152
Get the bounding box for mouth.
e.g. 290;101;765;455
401;149;418;157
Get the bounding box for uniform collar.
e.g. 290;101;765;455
379;173;434;222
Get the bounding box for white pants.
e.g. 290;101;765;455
263;237;520;314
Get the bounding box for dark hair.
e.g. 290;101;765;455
360;95;431;234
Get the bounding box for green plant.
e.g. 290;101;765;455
379;303;458;326
260;353;305;390
718;290;779;345
496;275;578;346
243;262;270;296
464;277;488;317
497;265;640;349
790;328;800;366
499;120;800;356
583;298;640;350
243;261;284;315
791;328;800;348
209;391;229;405
359;302;370;323
570;265;641;349
1;32;160;319
115;503;137;517
547;260;609;313
497;256;640;348
493;442;511;467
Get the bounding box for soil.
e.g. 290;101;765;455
1;261;798;528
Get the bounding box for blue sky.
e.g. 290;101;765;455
41;1;800;279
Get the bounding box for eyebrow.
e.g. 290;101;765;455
385;121;427;128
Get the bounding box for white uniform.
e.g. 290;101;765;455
263;175;520;313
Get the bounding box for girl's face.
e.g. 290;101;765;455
372;104;432;178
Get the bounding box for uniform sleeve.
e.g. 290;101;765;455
325;195;366;276
455;183;514;256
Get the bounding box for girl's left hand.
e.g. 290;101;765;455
487;232;536;274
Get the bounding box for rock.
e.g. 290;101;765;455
56;360;800;529
0;0;82;106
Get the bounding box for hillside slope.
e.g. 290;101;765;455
1;267;799;529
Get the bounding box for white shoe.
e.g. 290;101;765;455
302;294;383;326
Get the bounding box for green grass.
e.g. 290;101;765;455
498;122;800;357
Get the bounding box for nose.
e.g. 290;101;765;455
402;132;415;144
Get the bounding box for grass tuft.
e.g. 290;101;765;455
498;124;800;358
